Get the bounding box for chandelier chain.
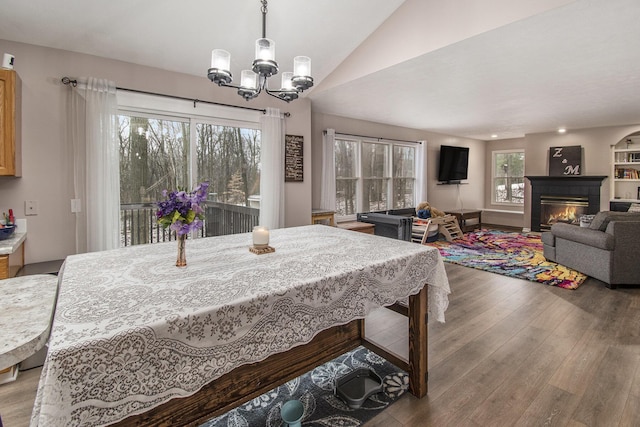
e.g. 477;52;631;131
261;0;268;39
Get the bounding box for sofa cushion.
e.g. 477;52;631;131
589;211;640;231
552;222;614;250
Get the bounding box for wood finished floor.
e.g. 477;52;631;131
2;263;639;426
364;264;640;427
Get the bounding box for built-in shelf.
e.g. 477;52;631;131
611;137;640;200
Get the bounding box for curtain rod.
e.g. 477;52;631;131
60;77;291;117
325;130;421;144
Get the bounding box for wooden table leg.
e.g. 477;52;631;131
408;284;428;397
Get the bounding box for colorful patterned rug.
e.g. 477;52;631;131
428;229;587;289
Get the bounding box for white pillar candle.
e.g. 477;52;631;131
252;226;270;246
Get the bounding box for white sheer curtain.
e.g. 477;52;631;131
69;77;120;253
415;140;428;204
259;108;284;229
320;129;336;211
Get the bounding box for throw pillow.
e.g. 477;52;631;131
589;211;640;231
589;212;609;231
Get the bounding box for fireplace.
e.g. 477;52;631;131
526;176;607;232
540;195;589;229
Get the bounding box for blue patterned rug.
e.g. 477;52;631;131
201;346;408;427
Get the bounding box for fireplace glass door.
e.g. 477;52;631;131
540;195;589;229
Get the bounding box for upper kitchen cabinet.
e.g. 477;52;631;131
0;69;21;176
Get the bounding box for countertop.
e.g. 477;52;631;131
0;231;27;255
0;274;58;371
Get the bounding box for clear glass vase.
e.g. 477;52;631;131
176;234;187;267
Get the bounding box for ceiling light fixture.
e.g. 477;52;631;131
491;134;498;138
558;128;567;133
207;0;313;103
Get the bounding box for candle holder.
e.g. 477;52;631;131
249;245;275;255
250;226;275;255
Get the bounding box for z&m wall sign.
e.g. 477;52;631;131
549;145;582;176
284;134;304;182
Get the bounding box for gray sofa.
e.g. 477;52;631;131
541;211;640;289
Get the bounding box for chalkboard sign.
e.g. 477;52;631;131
285;134;304;182
549;146;581;176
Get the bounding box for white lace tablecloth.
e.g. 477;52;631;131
31;225;450;426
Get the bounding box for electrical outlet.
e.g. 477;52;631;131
25;200;39;216
71;199;81;213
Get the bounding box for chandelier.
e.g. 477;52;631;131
207;0;314;103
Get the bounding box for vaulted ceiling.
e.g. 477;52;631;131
1;0;638;140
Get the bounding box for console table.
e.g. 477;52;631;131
311;209;335;226
337;221;375;234
445;209;482;232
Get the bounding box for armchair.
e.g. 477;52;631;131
541;211;640;288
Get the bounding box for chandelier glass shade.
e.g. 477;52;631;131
207;0;313;102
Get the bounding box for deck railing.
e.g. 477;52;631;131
120;202;259;247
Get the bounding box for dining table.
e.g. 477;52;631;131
30;224;450;426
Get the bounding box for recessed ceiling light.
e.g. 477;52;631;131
558;128;567;133
491;134;498;138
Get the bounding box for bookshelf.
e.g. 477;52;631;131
611;137;640;204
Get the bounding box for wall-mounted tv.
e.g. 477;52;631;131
438;145;469;184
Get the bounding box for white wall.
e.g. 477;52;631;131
310;112;485;215
0;39;312;263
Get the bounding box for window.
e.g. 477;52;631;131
393;145;415;209
196;124;261;206
335;139;358;217
362;142;389;212
334;136;416;219
117;92;261;246
492;150;525;204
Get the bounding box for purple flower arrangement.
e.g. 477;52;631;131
156;182;209;236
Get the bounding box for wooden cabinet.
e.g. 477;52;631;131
0;240;25;279
610;136;640;203
0;69;21;176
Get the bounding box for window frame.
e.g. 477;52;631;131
491;149;525;206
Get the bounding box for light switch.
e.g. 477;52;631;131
25;200;39;216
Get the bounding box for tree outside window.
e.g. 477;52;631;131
335;139;358;216
196;124;261;207
362;142;389;212
393;145;415;209
493;150;525;204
